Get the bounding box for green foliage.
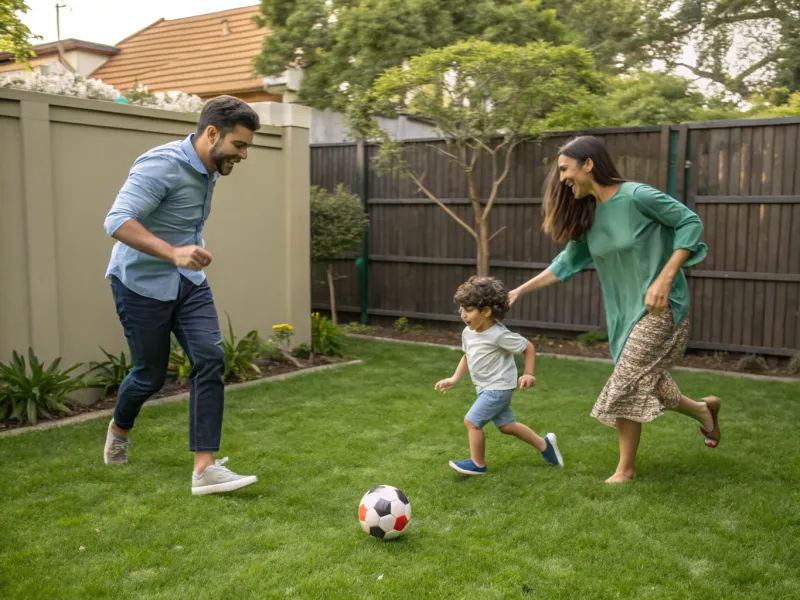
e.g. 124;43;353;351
254;0;567;110
168;316;280;385
633;0;800;97
547;72;712;129
311;313;344;357
0;349;84;424
222;313;281;382
747;90;800;117
168;336;193;385
86;348;132;400
0;1;40;65
577;330;609;347
393;317;410;333
344;322;375;334
221;313;273;383
292;343;312;359
352;40;603;145
310;184;368;262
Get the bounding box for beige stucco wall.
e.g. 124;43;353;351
0;89;310;388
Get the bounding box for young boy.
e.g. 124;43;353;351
435;276;563;475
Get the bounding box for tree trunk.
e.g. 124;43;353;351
327;263;338;325
477;218;489;276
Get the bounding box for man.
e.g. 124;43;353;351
102;95;260;495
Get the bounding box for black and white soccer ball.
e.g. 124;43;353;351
358;485;412;540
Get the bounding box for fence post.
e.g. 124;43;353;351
19;98;62;360
356;139;369;324
666;126;679;198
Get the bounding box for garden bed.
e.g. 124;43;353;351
345;323;800;379
0;353;338;434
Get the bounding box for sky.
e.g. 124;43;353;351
19;0;260;46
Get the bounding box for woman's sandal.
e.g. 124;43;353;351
700;396;721;448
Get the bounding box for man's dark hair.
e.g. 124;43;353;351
454;276;509;321
196;95;260;137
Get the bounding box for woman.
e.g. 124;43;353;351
509;135;721;483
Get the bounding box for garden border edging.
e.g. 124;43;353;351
0;359;363;439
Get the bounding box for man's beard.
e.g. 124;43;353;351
210;139;239;175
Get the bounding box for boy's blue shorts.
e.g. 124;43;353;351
465;389;515;429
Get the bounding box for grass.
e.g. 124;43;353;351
1;337;798;599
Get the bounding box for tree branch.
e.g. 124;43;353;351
729;50;784;85
488;226;507;243
426;143;468;169
675;62;723;84
405;168;478;240
482;140;519;220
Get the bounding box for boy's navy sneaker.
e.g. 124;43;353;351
449;458;487;475
541;433;564;467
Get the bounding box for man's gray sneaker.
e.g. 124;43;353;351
191;457;257;495
104;418;131;464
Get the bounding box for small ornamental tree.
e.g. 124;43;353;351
310;184;369;324
348;39;604;275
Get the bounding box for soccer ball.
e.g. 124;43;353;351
358;485;411;540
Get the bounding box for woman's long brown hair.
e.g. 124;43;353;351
542;136;625;243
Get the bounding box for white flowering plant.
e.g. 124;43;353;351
0;72;205;113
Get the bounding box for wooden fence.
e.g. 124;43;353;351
310;119;800;358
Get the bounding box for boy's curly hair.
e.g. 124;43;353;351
453;276;509;321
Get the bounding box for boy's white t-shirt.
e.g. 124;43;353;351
462;322;528;393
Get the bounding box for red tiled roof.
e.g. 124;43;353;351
90;5;268;97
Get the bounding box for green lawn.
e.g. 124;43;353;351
1;338;798;599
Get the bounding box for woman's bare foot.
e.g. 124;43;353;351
605;470;635;484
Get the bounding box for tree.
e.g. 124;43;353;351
0;0;39;64
542;1;800;99
545;72;713;129
310;184;369;325
253;0;566;110
349;40;604;276
639;0;800;97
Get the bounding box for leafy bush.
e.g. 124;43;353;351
393;317;410;333
577;330;609;346
344;322;374;334
311;312;344;357
292;343;312;359
221;313;266;383
86;347;132;399
0;349;85;424
168;336;193;385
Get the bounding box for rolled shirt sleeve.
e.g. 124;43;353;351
104;155;177;237
548;238;593;282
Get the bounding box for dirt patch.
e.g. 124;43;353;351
0;354;339;433
347;324;800;379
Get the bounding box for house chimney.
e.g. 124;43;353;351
221;19;231;36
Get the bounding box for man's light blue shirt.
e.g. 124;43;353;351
104;134;218;301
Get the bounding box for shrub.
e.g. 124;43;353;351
577;330;609;346
221;313;265;383
86;348;132;399
0;349;85;424
311;312;344;357
393;317;410;333
168;336;193;385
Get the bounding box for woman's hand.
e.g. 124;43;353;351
645;277;672;315
508;288;521;306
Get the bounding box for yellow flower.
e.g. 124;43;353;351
272;324;294;332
